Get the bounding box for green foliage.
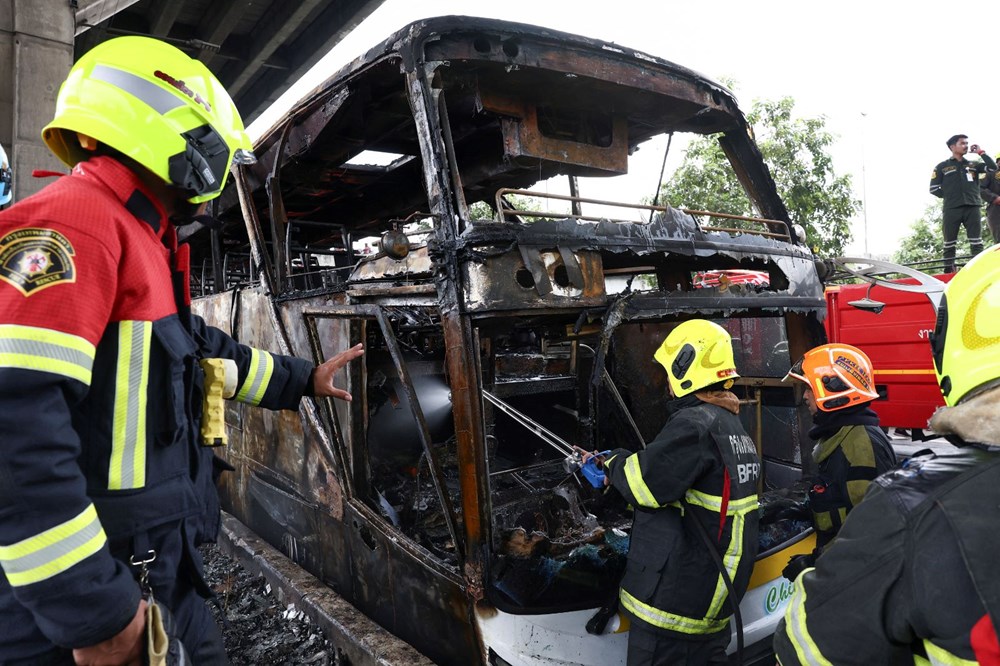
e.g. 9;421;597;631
893;203;994;265
469;194;545;222
894;205;943;264
658;96;860;257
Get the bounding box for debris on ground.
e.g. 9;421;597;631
200;543;337;665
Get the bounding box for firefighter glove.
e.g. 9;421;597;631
146;600;190;666
782;553;816;583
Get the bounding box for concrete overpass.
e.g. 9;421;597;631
0;0;384;201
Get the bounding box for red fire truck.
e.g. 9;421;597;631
824;262;953;436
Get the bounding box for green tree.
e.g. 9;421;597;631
469;193;546;222
893;203;990;266
658;96;860;257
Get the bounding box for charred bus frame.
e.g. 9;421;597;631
187;16;826;665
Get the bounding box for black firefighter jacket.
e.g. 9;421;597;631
0;156;314;659
775;388;1000;664
805;405;897;550
605;391;761;638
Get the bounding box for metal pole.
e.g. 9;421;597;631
860;112;869;256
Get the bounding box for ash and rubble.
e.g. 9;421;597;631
200;543;341;665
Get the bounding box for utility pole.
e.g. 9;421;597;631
860;111;870;256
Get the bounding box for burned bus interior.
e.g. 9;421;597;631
186;16;825;663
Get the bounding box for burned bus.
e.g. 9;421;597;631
187;16;826;665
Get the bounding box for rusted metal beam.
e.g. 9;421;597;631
494;188;789;240
267;122;293;293
302;313;357;499
441;313;490;581
406;67;491;592
718;131;794;239
233;165;275;295
346;285;437;298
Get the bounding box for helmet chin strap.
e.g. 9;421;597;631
166;193;220;228
169;210;222;229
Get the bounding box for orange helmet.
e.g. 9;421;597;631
784;343;878;412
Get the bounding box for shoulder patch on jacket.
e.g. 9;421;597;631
0;228;77;296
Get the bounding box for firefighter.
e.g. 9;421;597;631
0;37;363;664
777;343;896;580
773;245;1000;664
584;320;760;665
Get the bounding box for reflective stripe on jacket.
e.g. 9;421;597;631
774;447;1000;664
808;422;896;549
605;391;760;637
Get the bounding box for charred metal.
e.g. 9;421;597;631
187;16;826;666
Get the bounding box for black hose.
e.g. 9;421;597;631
684;503;744;666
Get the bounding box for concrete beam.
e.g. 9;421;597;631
149;2;184;38
196;0;246;68
0;0;75;203
75;0;143;36
223;0;325;99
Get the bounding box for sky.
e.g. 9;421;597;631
248;0;1000;258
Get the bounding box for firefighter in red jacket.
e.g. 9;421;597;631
773;246;1000;664
0;38;363;664
585;320;760;665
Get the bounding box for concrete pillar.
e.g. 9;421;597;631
0;0;74;203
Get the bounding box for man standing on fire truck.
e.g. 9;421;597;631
586;319;760;665
0;37;363;664
929;134;996;272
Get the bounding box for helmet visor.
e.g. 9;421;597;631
783;356;807;385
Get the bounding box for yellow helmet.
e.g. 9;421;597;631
42;36;255;204
654;320;739;397
784;343;879;412
930;244;1000;406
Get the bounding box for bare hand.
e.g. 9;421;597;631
73;599;146;666
312;343;365;401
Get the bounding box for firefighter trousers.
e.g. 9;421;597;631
626;623;729;666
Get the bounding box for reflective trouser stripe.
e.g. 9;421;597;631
235;348;273;406
924;641;978;665
706;511;746;618
0;324;94;384
686;488;759;515
620;588;729;634
0;505;106;586
783;567;834;665
682;490;758;618
109;321;151;490
624;455;660;508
